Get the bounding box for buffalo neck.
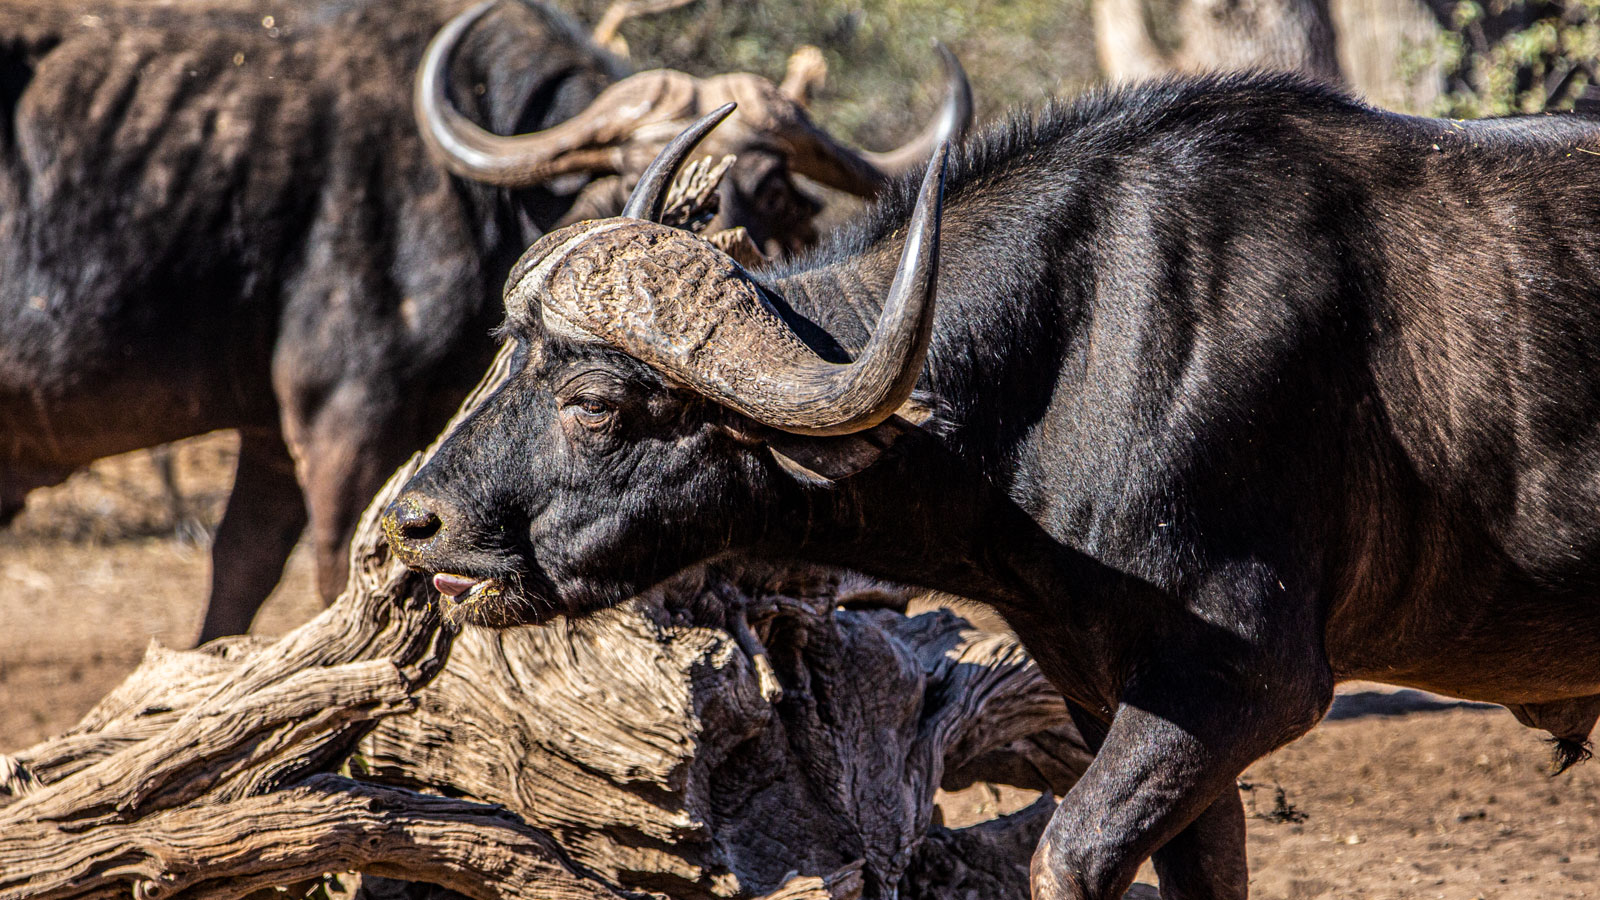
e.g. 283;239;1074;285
757;182;1163;710
754;421;1154;714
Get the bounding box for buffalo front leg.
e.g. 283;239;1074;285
1061;700;1250;900
1031;651;1328;899
197;427;307;644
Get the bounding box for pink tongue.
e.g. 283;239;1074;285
432;573;479;597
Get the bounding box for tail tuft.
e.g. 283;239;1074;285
1549;736;1593;775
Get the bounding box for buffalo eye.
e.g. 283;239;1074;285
755;171;794;218
567;396;616;430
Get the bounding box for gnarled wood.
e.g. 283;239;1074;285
353;585;1088;899
2;775;633;900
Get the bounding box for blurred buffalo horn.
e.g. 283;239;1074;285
861;43;973;175
780;45;828;108
591;0;699;58
782;41;971;197
414;0;683;186
621;103;736;222
416;3;970;202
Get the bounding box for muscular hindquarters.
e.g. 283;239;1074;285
1332;120;1600;704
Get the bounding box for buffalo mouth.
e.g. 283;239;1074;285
425;569;562;627
433;571;503;603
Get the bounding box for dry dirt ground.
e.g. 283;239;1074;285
3;432;1599;899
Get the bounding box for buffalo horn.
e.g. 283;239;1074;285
860;43;972;176
620;103;737;221
414;1;646;186
515;139;946;435
784;42;970;197
703;140;947;435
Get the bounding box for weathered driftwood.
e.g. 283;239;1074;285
0;346;1089;900
357;571;1090;899
2;773;640;900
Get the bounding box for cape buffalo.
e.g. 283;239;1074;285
0;0;966;642
384;75;1600;898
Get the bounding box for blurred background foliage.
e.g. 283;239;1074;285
564;0;1099;149
1421;0;1597;115
562;0;1598;149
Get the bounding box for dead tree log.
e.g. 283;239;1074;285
0;345;1089;899
357;573;1089;899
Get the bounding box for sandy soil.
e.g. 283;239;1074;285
3;432;1598;898
0;432;323;747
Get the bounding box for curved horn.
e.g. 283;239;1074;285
785;42;970;196
700;141;948;435
765;141;948;434
515;142;947;436
415;1;669;187
621;103;736;222
860;43;972;176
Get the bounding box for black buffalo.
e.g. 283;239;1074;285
384;75;1600;898
0;0;965;642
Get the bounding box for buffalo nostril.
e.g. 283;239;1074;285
386;499;442;544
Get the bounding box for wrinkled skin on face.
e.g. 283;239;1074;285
385;332;789;625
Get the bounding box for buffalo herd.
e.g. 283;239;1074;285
8;1;1600;898
0;0;965;640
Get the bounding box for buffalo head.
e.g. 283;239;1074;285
417;0;967;257
383;106;946;624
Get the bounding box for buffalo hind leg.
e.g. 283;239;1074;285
197;427;307;644
1149;789;1248;900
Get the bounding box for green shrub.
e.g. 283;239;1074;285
1418;0;1598;116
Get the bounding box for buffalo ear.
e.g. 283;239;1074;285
721;396;933;485
767;426;899;485
766;396;934;485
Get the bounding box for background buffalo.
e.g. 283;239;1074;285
0;0;962;641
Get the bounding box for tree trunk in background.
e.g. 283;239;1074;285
1093;0;1171;82
1094;0;1342;83
1094;0;1446;113
1331;0;1443;112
